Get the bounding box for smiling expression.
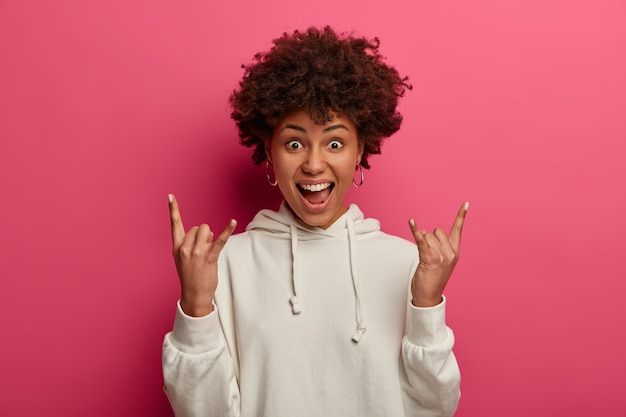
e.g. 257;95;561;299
267;110;363;229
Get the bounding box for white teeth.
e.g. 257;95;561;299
299;182;331;192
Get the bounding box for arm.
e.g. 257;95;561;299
401;202;468;416
401;299;460;417
163;194;239;416
162;303;240;417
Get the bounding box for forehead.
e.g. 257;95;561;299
274;110;356;133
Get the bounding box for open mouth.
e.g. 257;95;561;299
297;182;335;205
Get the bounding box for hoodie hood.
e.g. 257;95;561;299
246;201;380;342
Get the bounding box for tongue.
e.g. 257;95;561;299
302;188;330;205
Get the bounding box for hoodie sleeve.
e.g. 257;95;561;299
401;297;461;417
162;301;240;417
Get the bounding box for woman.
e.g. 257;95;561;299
163;26;468;417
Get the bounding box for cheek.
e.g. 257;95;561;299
332;162;356;188
342;163;355;178
341;153;359;174
272;158;296;181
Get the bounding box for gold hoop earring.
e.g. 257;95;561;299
352;165;364;187
266;161;278;186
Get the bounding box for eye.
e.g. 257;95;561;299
328;140;343;150
286;140;302;150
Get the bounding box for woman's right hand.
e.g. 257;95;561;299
169;194;237;317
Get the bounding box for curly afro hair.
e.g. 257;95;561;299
230;26;412;169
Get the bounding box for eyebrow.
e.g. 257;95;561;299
281;124;351;133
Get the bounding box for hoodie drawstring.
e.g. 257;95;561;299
346;217;366;343
289;224;302;314
286;214;366;342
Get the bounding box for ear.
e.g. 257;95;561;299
356;141;364;165
264;139;273;164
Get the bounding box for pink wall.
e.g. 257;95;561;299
1;0;625;415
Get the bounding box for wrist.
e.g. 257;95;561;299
411;295;443;308
180;294;214;317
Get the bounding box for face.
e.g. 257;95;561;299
267;110;363;230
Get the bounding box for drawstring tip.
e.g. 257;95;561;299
351;327;366;343
289;296;302;314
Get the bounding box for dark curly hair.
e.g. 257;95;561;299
230;26;412;169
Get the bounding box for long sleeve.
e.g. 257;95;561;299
401;297;461;417
162;302;240;417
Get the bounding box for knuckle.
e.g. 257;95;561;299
179;245;192;258
444;252;457;264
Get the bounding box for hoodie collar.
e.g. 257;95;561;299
246;201;379;238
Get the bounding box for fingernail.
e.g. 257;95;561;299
409;219;415;228
230;219;237;228
464;201;470;211
168;194;173;203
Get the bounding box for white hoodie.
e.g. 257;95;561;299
163;202;460;417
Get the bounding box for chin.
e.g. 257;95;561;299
300;214;333;228
296;203;345;229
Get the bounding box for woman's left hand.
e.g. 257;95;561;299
408;202;469;307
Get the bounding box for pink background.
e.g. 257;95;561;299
1;0;625;416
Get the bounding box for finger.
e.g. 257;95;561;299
408;219;427;248
169;194;185;247
449;202;469;252
179;226;199;258
195;224;213;247
408;219;435;261
433;227;456;260
207;219;237;262
422;231;444;262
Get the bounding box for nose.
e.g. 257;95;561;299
302;148;326;175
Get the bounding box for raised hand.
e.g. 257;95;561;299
408;202;469;307
169;194;237;317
